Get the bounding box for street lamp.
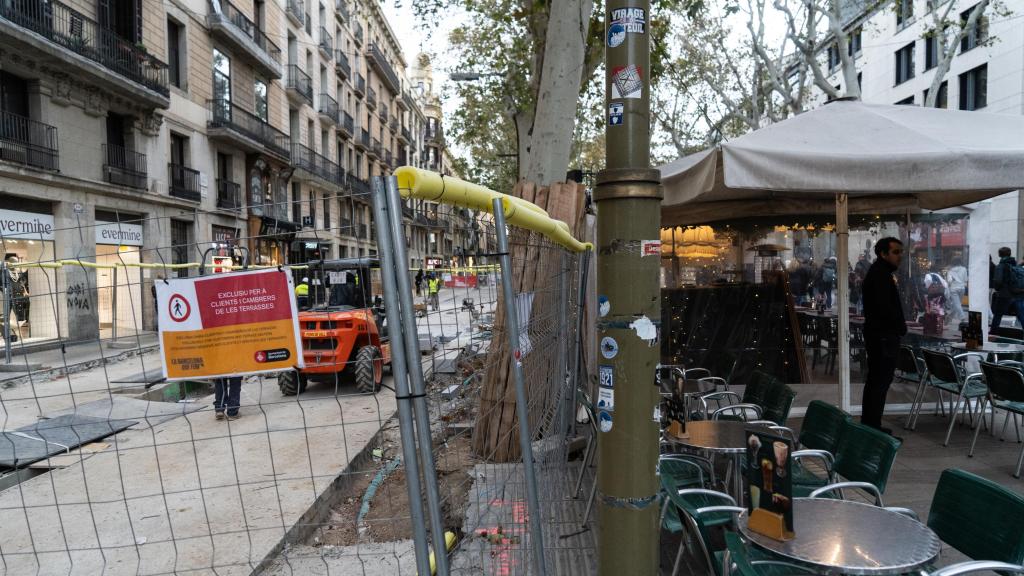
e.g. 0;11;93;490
449;71;502;81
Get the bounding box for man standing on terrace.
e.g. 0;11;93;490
861;237;907;434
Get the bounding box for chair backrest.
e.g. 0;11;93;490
897;345;923;376
761;382;797;425
928;468;1024;564
833;420;902;493
724;532;757;576
922;348;961;384
798;400;850;453
742;371;777;405
980;362;1024;403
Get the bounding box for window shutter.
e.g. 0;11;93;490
97;0;112;29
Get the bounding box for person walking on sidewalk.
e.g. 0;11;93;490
415;268;424;297
861;237;907;434
991;247;1024;331
214;376;242;420
427;274;441;311
946;258;968;326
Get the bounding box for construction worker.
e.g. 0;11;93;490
427;274;441;311
295;277;310;310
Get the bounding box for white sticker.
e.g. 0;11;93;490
608;102;624;126
599;365;614;388
610;7;646;34
599;410;613;432
652;405;661;422
600;336;619;359
641;240;661;257
598;295;610;317
629;315;658;342
597;387;615;411
607;22;626;47
611;64;643;99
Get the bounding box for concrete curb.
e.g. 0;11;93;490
0;345;160;388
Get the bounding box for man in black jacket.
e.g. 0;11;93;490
861;237;907;432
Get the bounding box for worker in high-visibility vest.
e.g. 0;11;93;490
427;274;441;311
295;277;309;310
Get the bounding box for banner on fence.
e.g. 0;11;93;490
156;268;304;380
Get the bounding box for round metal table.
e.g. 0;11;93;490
951;341;1024;360
664;420;752;501
738;498;941;575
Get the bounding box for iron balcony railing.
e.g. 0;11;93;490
353;21;364;45
385;150;393;166
287;65;314;105
168;163;201;202
368;42;401;94
425;126;443;143
341;112;354;136
335;0;350;21
354;74;365;96
402;203;412;218
398;150;408;165
360;129;369;147
286;0;304;25
292;142;343;185
366;87;377;110
389;116;398;132
318;93;338;121
401;126;411;142
0;110;59;171
217;179;242;210
220;0;281;64
348;174;370;196
208;99;290;159
334;51;350;78
379;103;388;121
368;137;380;158
103;143;145;189
318;27;333;55
0;0;169;96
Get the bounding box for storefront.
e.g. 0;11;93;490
1;204;59;348
94;212;144;339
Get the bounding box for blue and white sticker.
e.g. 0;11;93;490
610;7;646;34
599;410;613;432
599;364;614;388
598;294;611;316
607;22;626;47
608;103;624;126
600;336;619;359
597;387;615;411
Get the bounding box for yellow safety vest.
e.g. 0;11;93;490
428;278;440;294
295;283;309;296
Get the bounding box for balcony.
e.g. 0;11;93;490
286;0;304;26
0;0;169;107
385;150;393;166
318;27;333;57
334;51;350;79
208;0;282;79
354;74;365;97
169;164;201;202
366;87;377;110
425;126;444;144
355;128;369;150
286;65;314;106
217;179;242;211
348;174;370;197
379;103;388;121
208;99;290;161
398;150;408;166
339;112;354;138
102;144;145;189
318;93;339;124
399;126;411;143
367;137;380;159
353;21;364;46
0;110;58;171
335;0;350;22
367;42;402;95
292;143;343;185
389;116;398;133
358;223;368;239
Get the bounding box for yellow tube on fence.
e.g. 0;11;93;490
395;166;592;253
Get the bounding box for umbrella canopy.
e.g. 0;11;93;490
660;100;1024;227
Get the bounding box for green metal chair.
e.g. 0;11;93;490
700;371;778;419
659;454;716;534
792;419;901;503
908;349;987;445
972;362;1024;477
797;400;850;453
663;487;745;576
927;469;1024;566
760;382;797;425
722;532;817;576
896;344;926;384
927;561;1024;576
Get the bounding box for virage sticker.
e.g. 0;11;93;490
610;7;646;34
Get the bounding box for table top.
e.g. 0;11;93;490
739;498;942;575
663;420;752;453
951;341;1024;353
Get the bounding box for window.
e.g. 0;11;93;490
924;81;948;108
894;42;915;85
848;28;862;57
960;5;988;52
292;181;302;222
170;220;192;278
896;0;914;28
255;79;268;122
170;133;187;166
323;194;330;228
959;63;987;110
308;190;316;226
1;71;30;117
924;30;939;70
213;49;231;104
167;19;184;89
827;44;841;70
895;95;915;105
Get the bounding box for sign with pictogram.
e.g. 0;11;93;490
156;268;304;381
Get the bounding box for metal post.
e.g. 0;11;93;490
597;0;661;569
110;267;118;343
491;196;548;576
370;176;433;576
837;194;851;412
570;249;591;440
385;176;451;576
555;251;570;441
2;262;11;364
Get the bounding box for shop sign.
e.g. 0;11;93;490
0;209;54;241
156;268;304;380
95;221;144;246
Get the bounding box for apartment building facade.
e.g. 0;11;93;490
0;0;452;347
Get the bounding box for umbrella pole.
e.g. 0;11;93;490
837;193;851;412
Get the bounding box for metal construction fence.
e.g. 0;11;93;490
0;172;597;576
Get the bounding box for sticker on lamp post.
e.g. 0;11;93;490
600;336;619;359
599;410;613;432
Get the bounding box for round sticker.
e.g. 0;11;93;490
600;336;619;359
607;22;625;47
168;294;191;322
598;295;610;317
599;410;613;432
